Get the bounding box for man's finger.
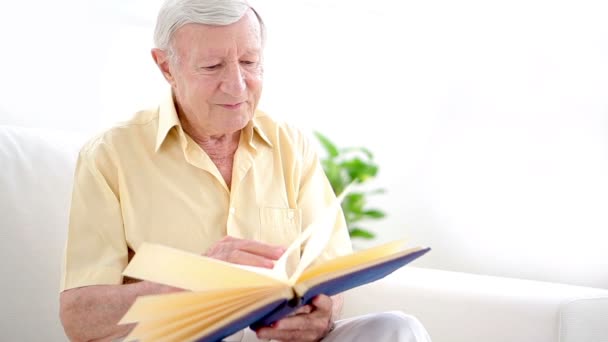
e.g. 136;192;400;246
272;309;328;330
292;304;313;316
270;314;310;330
235;239;285;260
311;295;333;313
228;250;275;268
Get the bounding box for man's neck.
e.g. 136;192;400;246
189;130;240;161
181;122;241;189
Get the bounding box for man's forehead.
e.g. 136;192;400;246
173;15;262;51
197;47;262;59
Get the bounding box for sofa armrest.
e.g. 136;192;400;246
342;267;608;342
560;297;608;342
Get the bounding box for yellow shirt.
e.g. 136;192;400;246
61;95;352;291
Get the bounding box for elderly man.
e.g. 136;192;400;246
59;1;431;341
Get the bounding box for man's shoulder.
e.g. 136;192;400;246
254;110;309;147
80;107;159;158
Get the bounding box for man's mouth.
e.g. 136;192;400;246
220;102;244;110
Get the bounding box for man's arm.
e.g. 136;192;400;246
60;281;177;342
60;237;285;342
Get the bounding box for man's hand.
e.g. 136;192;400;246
205;236;285;268
255;295;334;342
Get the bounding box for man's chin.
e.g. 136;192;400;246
224;115;253;133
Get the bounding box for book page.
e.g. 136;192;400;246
296;239;409;284
123;243;287;292
125;287;292;342
292;244;429;301
120;287;272;324
178;287;293;342
233;263;288;282
127;292;266;340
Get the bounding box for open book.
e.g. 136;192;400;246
119;190;430;342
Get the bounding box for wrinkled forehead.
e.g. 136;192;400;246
171;9;263;48
171;11;263;59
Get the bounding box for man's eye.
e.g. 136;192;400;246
241;60;256;66
202;64;221;71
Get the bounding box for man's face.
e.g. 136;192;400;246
167;10;263;136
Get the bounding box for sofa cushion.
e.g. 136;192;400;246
343;266;608;342
0;125;87;341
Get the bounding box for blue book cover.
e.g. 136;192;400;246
195;247;431;342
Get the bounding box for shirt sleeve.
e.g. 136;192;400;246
296;131;353;264
60;140;128;292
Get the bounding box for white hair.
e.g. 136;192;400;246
153;0;265;59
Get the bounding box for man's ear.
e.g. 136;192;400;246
151;48;177;87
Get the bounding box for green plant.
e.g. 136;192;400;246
314;131;386;239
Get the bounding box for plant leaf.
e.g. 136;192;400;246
362;209;386;219
314;131;339;158
314;132;387;240
349;228;375;239
322;160;345;194
340;158;378;182
343;192;365;214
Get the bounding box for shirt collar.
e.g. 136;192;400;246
155;92;182;152
246;114;273;150
155;92;273;152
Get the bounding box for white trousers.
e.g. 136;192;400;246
230;311;432;342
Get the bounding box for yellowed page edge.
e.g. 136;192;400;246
294;246;423;296
128;294;262;341
127;288;282;341
120;286;272;324
127;287;294;342
123;243;286;292
297;239;408;283
181;286;294;342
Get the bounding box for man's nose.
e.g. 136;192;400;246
220;63;246;97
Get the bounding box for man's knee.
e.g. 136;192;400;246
330;311;430;342
369;311;428;340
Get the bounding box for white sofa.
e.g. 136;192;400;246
1;124;607;342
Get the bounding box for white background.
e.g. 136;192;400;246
1;0;607;288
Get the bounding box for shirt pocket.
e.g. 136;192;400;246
259;207;302;276
259;207;302;246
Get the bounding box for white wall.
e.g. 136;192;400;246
1;0;607;288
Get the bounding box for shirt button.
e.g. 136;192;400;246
229;207;236;215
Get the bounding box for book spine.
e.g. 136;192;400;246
249;296;301;330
